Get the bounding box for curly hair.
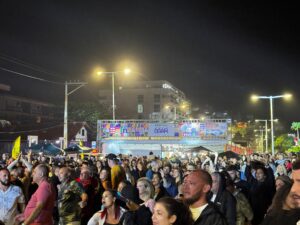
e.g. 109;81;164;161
156;197;194;225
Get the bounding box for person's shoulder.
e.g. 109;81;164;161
202;203;224;217
9;184;23;194
199;204;228;225
39;180;54;191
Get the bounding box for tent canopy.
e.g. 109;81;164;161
30;143;63;156
64;144;92;153
185;146;213;153
218;150;241;159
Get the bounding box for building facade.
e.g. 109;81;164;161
98;80;191;120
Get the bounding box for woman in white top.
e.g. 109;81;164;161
88;189;126;225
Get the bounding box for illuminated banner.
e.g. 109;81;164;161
149;124;178;137
100;122;149;138
99;120;228;140
202;122;227;137
179;122;200;137
179;122;227;138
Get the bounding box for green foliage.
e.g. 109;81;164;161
287;145;300;153
275;134;294;153
291;122;300;131
232;126;247;137
231;123;255;147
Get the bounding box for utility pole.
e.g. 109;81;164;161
64;81;87;149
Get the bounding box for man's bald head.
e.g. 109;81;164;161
191;169;213;187
183;169;212;207
36;164;49;178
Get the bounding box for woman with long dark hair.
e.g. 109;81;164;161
261;181;300;225
88;189;126;225
152;197;194;225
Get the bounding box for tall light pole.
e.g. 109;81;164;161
64;81;87;149
251;94;292;155
254;129;264;152
97;69;131;121
255;119;268;153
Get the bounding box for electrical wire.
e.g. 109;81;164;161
0;66;64;85
0;53;65;79
0;123;63;134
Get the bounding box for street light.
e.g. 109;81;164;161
251;93;292;155
255;119;268;153
64;81;88;149
97;69;131;120
254;129;264;152
255;119;278;153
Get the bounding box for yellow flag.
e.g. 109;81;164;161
11;136;21;159
79;141;84;159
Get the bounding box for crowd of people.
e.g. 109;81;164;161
0;150;300;225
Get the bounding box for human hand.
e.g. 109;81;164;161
159;169;165;178
78;201;87;208
14;213;25;222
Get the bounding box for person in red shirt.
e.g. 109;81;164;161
15;164;55;225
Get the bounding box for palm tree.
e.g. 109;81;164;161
291;122;300;140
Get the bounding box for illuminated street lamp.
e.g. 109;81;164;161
97;69;131;120
254;129;264;152
251;93;292;155
255;119;269;153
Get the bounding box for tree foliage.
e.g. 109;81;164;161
287;145;300;153
291;122;300;139
291;122;300;130
275;134;294;153
231;123;255;147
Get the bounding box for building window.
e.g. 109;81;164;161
154;94;160;103
137;95;144;103
81;129;85;136
154;104;160;112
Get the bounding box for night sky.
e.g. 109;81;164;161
0;1;299;128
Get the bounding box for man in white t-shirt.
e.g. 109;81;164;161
0;168;25;225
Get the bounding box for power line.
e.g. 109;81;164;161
0;53;65;79
0;123;63;134
0;66;64;85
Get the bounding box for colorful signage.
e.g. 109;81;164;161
98;120;228;140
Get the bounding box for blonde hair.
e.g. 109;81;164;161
137;177;155;199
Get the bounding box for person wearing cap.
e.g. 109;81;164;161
227;165;250;199
106;154;126;190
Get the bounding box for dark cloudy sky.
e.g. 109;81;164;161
0;1;299;126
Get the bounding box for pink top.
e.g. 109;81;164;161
24;180;55;225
